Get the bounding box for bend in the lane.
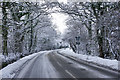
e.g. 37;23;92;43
15;52;60;78
48;52;98;78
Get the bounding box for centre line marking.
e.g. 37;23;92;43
57;61;62;67
65;70;77;79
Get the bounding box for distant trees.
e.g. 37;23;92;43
34;15;58;51
1;1;119;60
55;2;120;59
0;2;58;55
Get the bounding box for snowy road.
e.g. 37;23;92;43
14;51;119;79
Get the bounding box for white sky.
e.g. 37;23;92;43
57;0;67;3
50;0;68;35
51;13;68;35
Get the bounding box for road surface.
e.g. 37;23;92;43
14;51;119;79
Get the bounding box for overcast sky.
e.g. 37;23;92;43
51;13;68;35
51;0;68;35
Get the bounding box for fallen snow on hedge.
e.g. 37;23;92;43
58;48;119;71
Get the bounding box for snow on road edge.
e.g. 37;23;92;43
0;50;51;79
58;48;120;71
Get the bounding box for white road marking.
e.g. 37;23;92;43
57;61;62;67
65;70;77;79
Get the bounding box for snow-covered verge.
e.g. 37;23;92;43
58;48;120;71
0;53;24;64
0;51;50;79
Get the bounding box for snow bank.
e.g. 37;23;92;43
58;48;119;71
0;51;49;79
0;53;22;63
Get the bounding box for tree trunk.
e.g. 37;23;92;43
29;19;33;53
70;42;76;53
86;21;92;55
2;2;8;55
14;30;23;53
97;28;104;58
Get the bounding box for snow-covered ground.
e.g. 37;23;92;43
0;50;51;79
58;48;120;71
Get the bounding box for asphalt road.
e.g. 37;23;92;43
14;51;119;79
